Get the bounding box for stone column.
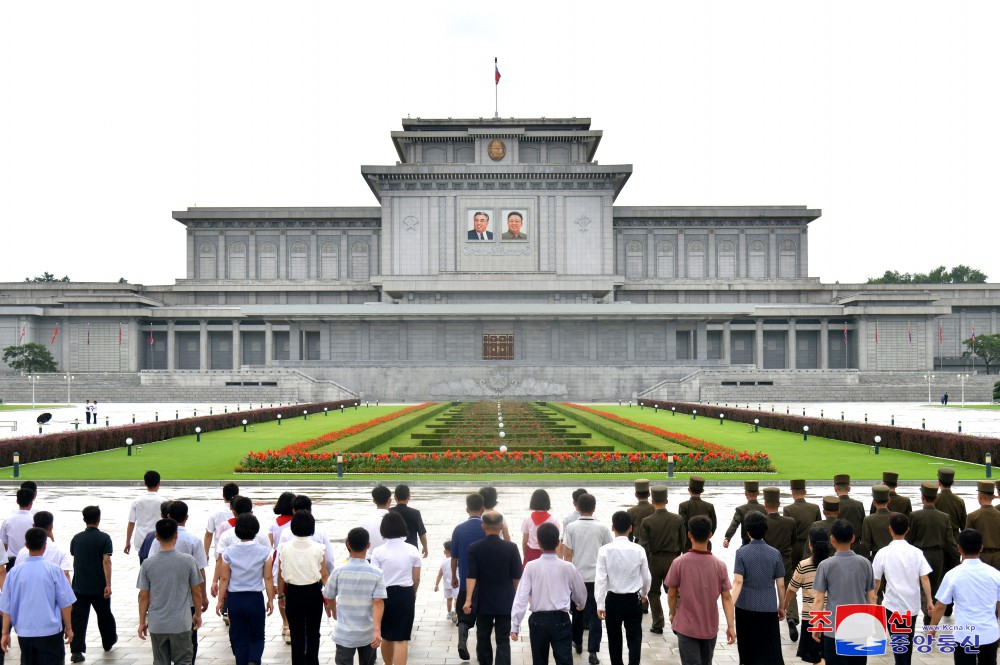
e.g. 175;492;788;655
665;321;677;362
799;228;808;277
820;318;829;370
707;230;716;277
722;321;732;365
199;320;209;370
62;317;71;372
787;318;797;370
676;230;686;278
232;320;241;370
319;323;331;361
289;323;300;361
755;319;764;369
738;229;746;277
218;233;226;278
857;319;868;370
768;229;777;278
248;231;257;279
128;320;140;372
166;320;176;371
264;322;274;366
696;322;708;361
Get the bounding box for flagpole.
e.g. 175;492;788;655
494;57;499;119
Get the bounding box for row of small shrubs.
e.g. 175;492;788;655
0;399;361;467
546;402;664;452
333;402;454;454
636;399;999;464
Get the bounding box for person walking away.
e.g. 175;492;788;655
451;493;486;661
783;526;832;665
967;481;1000;571
562;493;612;663
215;513;274;665
595;511;651;665
324;527;387;665
277;511;328;665
762;487;798;641
636;485;684;635
370;512;421;665
0;488;35;571
433;541;458;622
723;481;764;549
124;470;164;561
783;479;821;639
678;476;716;552
625;480;654;543
732;511;786;665
906;482;958;624
463;510;522;665
69;505;117;663
521;489;560;568
389;485;429;558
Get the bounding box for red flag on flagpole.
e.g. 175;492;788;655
86;326;90;346
843;322;848;345
50;324;59;345
18;324;25;343
939;323;944;345
118;323;123;346
875;322;879;346
149;323;154;346
495;58;501;84
972;321;976;344
908;321;912;344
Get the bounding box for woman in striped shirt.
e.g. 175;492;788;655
784;526;832;664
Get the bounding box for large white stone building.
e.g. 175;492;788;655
1;117;997;402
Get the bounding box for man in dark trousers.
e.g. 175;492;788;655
783;479;820;636
935;467;967;567
678;475;716;552
762;487;798;641
625;480;654;543
69;505;117;663
871;471;912;515
463;511;522;665
861;486;894;562
723;480;764;549
451;493;487;661
833;474;866;554
563;493;612;663
967;481;1000;571
390;484;428;558
907;482;958;623
637;486;684;635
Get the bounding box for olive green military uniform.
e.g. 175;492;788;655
627;478;656;543
870;472;912;515
907;483;959;605
782;480;821;626
934;468;967;579
724;481;765;547
637;486;685;631
862;485;895;604
834;474;866;554
678;476;717;551
967;481;1000;571
762;488;797;626
804;496;840;557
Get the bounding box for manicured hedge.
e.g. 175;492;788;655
546;402;663;452
637;399;999;465
335;402;453;454
0;399;361;467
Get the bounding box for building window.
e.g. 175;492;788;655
198;241;216;279
520;146;540;163
351;241;370;279
289;241;308;279
320;242;339;279
423;146;446;163
779;239;797;278
228;241;247;279
548;145;570;163
483;334;514;360
455;145;474;162
258;241;277;279
748;240;767;278
687;240;706;278
656;241;675;278
717;240;736;278
625;240;644;279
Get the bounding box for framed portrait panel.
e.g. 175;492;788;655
466;209;496;242
500;209;528;241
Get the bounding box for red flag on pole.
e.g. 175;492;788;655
843;322;848;345
972;321;976;344
875;321;879;346
50;324;59;345
18;324;25;343
939;323;944;345
86;325;90;346
118;323;123;346
149;323;154;346
495;58;501;84
908;321;912;344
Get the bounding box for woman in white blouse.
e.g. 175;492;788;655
370;512;422;665
277;511;328;665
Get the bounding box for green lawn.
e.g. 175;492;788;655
932;404;1000;411
0;404;69;411
0;405;408;480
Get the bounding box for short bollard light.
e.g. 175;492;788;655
210;407;213;415
891;415;895;426
13;452;20;478
303;410;308;420
73;420;80;431
640;401;644;411
691;409;697;420
786;406;790;415
802;425;809;442
132;413;136;424
987;453;993;479
821;410;824;418
277;414;282;426
340;405;345;413
105;417;109;427
668;452;675;478
771;405;775;412
195;427;202;443
498;416;503;421
654;404;658;413
355;402;359;410
38;423;43;435
136;444;142;454
175;410;179;420
628;401;632;408
224;406;228;414
237;404;240;412
499;431;506;439
324;407;328;417
874;435;881;455
754;418;760;433
155;411;160;421
803;408;806;416
194;409;197;418
841;411;844;421
242;419;248;433
337;452;344;479
865;413;868;423
922;418;926;430
126;438;134;456
959;421;963;433
671;406;676;416
719;414;725;425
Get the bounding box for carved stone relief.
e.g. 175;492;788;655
430;372;569;397
463;244;532;257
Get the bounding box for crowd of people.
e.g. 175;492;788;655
0;471;999;665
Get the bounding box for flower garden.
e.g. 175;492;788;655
235;400;774;474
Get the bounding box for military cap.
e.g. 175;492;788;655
977;481;995;495
744;481;759;493
650;486;668;503
688;476;706;493
822;496;840;512
938;467;956;483
634;479;650;493
882;471;900;486
920;482;938;500
790;479;807;491
833;474;851;485
871;485;890;503
763;487;781;504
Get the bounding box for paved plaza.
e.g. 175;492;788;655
0;482;978;663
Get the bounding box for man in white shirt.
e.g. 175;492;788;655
124;470;165;560
930;527;1000;664
872;512;933;665
361;485;392;557
563;493;612;664
13;511;72;582
203;482;239;558
0;488;35;570
596;511;652;665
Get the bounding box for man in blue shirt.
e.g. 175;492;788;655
450;493;486;661
323;527;387;665
0;527;77;664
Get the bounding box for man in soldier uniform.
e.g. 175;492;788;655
637;486;685;635
805;496;840;556
722;481;764;549
871;471;912;515
934;467;967;547
626;479;655;544
906;482;958;623
832;474;865;554
678;475;716;552
782;479;820;640
761;487;798;641
861;485;894;561
967;481;1000;571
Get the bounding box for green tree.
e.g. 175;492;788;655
118;277;129;284
962;333;1000;375
2;343;58;373
867;265;988;284
23;272;70;283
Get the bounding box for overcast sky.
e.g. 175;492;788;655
2;0;996;286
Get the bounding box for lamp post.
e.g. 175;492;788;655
691;409;697;420
336;452;344;479
987;452;993;479
753;418;759;433
303;410;308;420
13;452;20;479
654;404;658;413
277;414;282;426
28;375;40;410
958;373;970;407
64;374;75;405
668;452;675;478
802;425;809;442
195;427;202;443
671;406;676;416
874;435;881;455
324;407;328;417
242;419;248;433
924;374;935;404
719;414;725;425
126;437;134;456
